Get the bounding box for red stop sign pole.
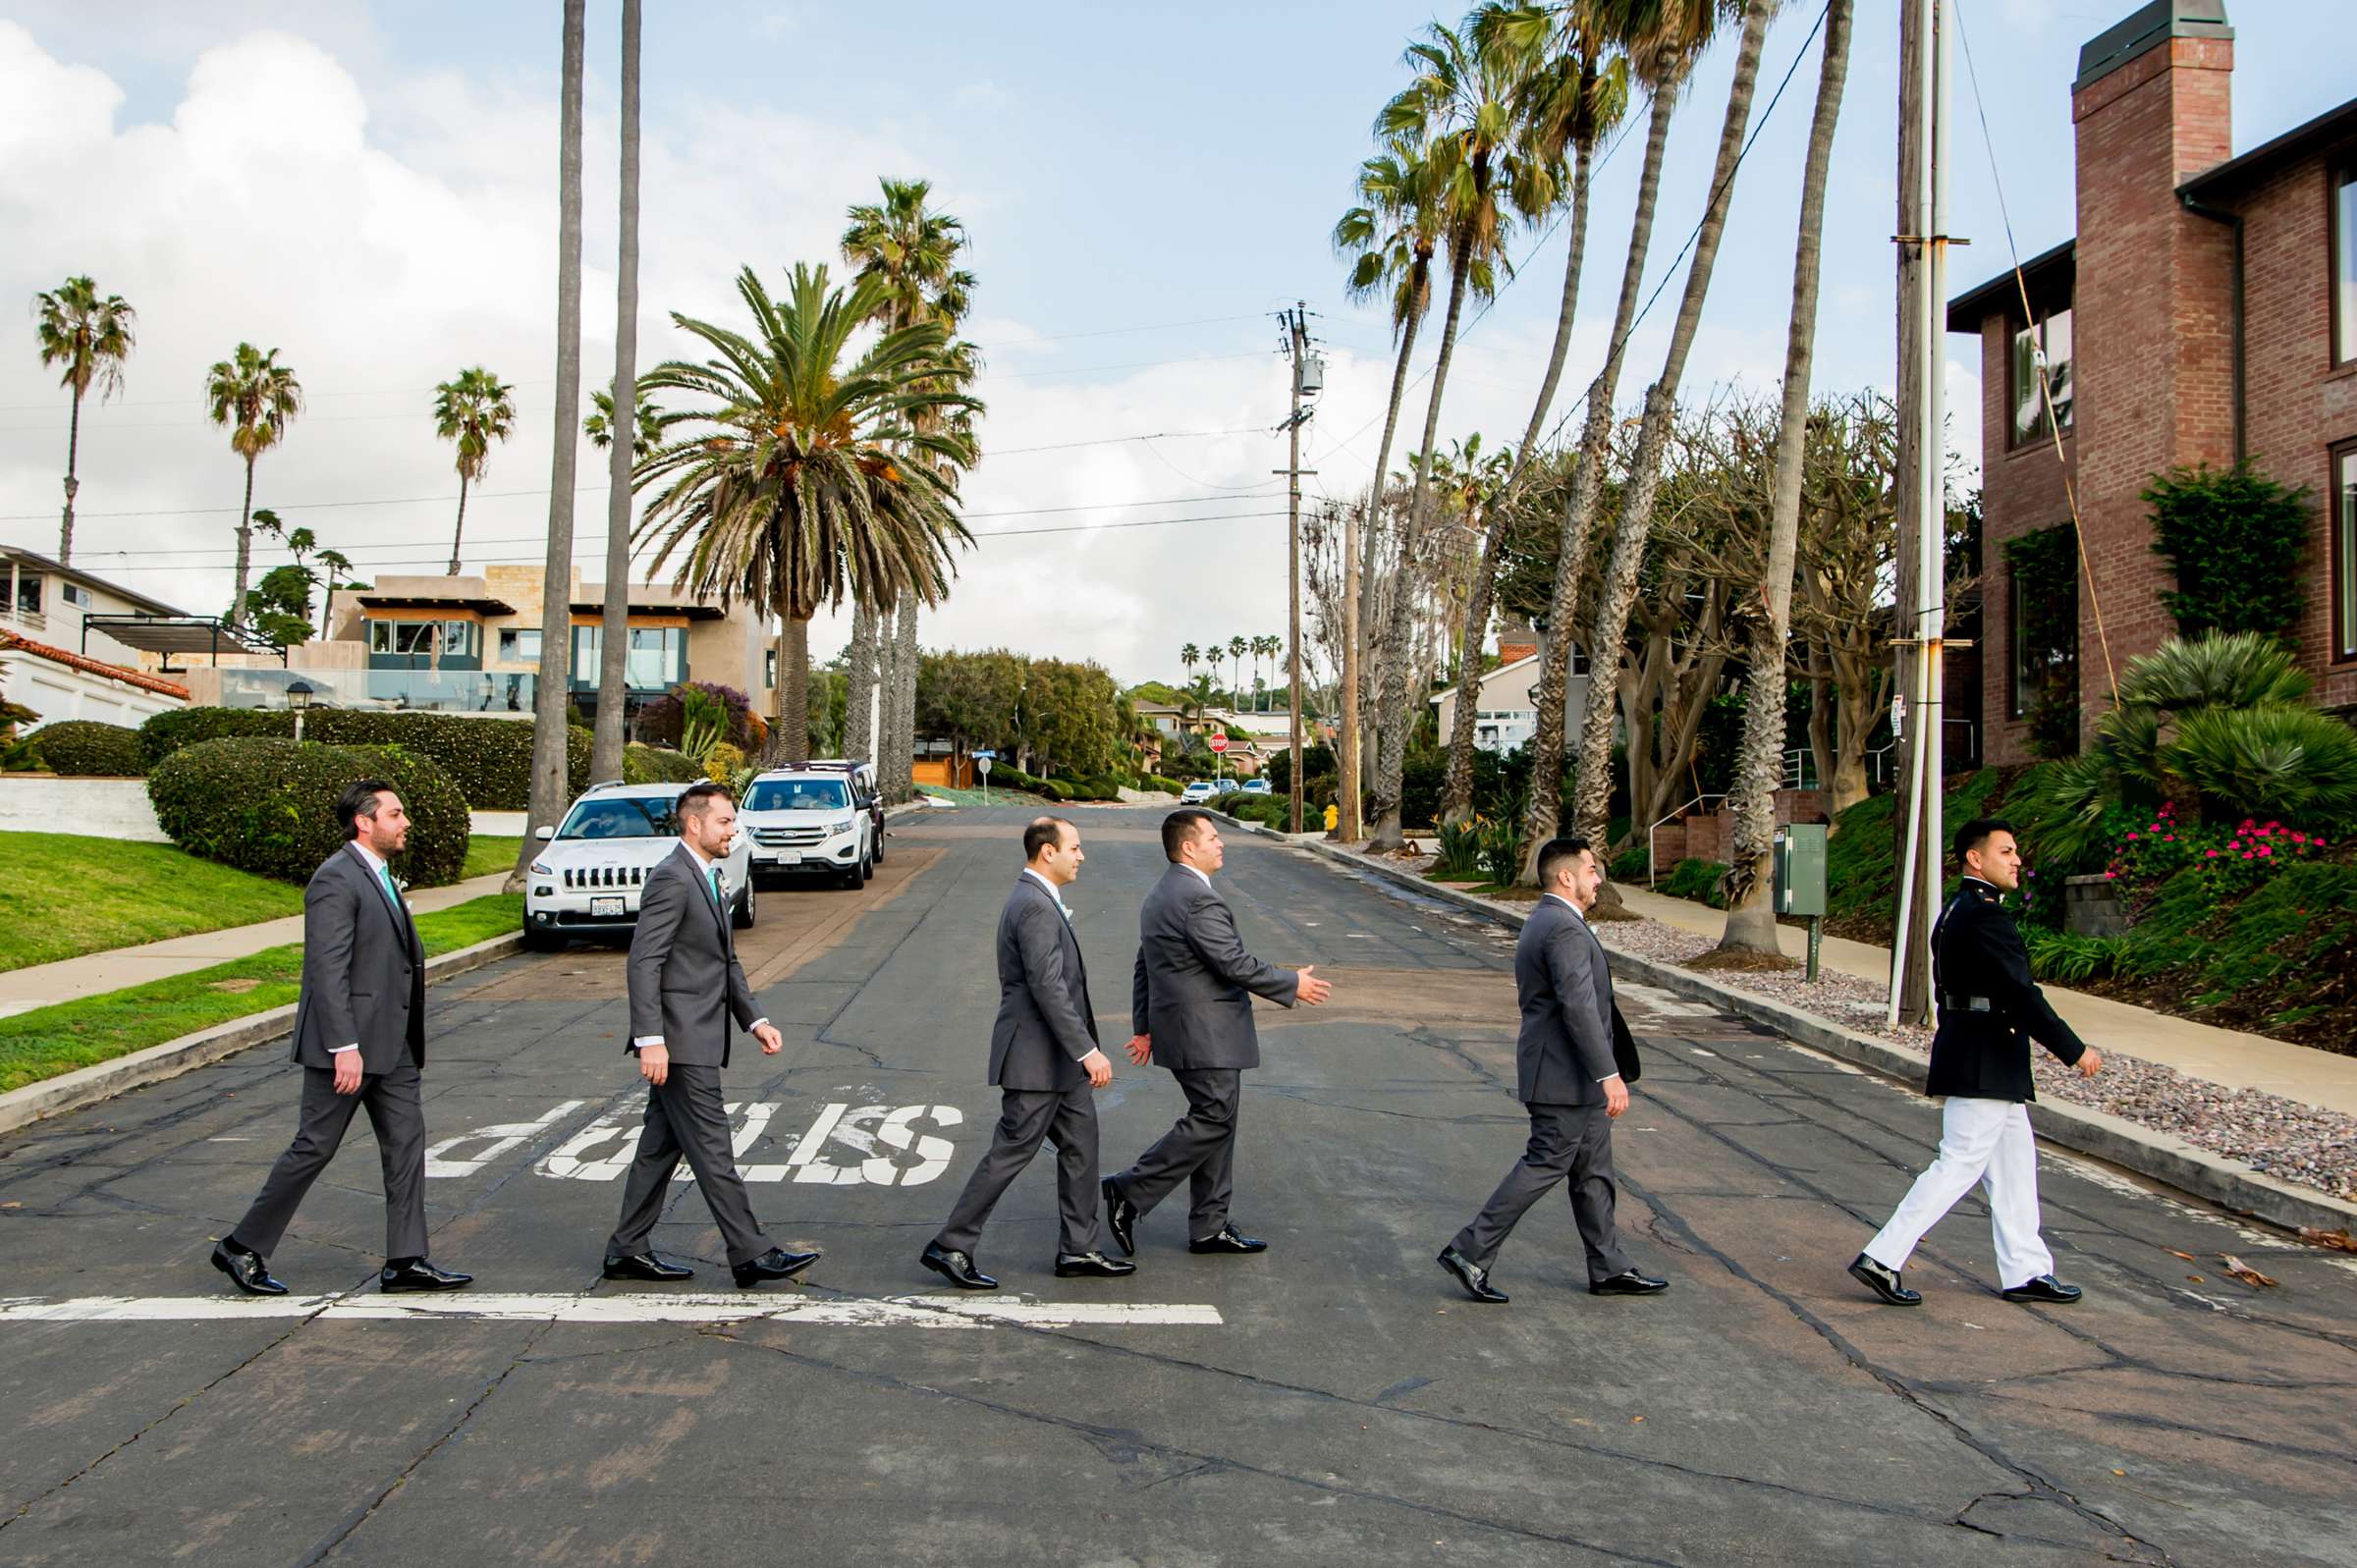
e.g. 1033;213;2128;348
1207;730;1228;783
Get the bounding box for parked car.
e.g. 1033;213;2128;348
1240;778;1272;795
800;758;885;865
1179;780;1221;804
522;780;753;950
740;768;874;889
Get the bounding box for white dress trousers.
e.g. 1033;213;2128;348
1864;1096;2054;1289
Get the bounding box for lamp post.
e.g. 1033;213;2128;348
287;677;315;744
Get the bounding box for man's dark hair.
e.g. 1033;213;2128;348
677;781;735;820
337;779;395;842
1535;836;1593;890
1953;817;2015;867
1162;809;1214;862
1024;816;1075;861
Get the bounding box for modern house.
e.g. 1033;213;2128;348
0;547;192;728
182;564;772;730
1428;638;1589;757
1949;0;2357;766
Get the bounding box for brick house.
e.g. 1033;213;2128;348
1947;0;2357;767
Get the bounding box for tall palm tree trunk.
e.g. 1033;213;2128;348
1574;0;1772;917
845;597;877;764
1720;0;1850;953
447;475;470;576
890;595;919;800
1518;91;1677;880
230;457;257;627
513;0;586;892
59;386;83;565
1369;245;1476;849
1353;268;1427;831
1441;137;1600;824
779;615;811;763
591;0;642;783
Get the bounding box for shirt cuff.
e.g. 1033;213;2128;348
632;1036;664;1049
331;1044;359;1054
1597;1073;1622;1084
749;1017;769;1032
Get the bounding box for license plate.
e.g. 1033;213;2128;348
590;895;626;918
766;850;801;865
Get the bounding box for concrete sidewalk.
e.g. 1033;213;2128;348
0;870;514;1018
1614;883;2357;1117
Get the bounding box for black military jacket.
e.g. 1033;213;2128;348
1923;877;2088;1103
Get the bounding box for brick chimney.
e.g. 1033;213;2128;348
1495;622;1538;665
2068;0;2236;715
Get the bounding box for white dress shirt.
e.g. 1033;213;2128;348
633;840;768;1051
1022;866;1072;919
1544;892;1621;1085
1177;861;1215;891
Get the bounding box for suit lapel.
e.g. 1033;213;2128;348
347;844;414;954
676;844;730;951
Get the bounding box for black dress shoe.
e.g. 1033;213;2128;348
1055;1251;1137;1278
2001;1273;2083;1305
603;1251;694;1282
1102;1178;1138;1258
1187;1223;1268;1255
733;1247;820;1287
1436;1245;1508;1304
1848;1252;1923;1306
920;1242;998;1290
380;1260;472;1292
211;1241;289;1297
1588;1269;1670;1296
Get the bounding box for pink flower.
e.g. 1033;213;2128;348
2104;871;2116;880
2205;848;2220;859
2126;832;2140;840
2291;832;2308;843
2258;845;2273;858
2164;835;2175;841
2243;852;2255;860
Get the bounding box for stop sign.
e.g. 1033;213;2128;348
1208;733;1229;754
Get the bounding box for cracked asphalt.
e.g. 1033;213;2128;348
0;804;2351;1566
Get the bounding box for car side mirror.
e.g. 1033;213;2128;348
534;824;555;840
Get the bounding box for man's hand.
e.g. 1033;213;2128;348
1125;1033;1152;1066
2076;1046;2103;1078
753;1021;785;1055
1602;1074;1629;1118
1079;1048;1113;1089
331;1051;363;1095
637;1043;670;1086
1295;964;1333;1005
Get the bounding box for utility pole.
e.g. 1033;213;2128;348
1276;302;1321;836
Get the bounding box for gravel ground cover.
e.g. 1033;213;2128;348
1336;843;2357;1206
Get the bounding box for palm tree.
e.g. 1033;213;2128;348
431;366;517;574
1181;642;1201;681
1227;634;1248;709
316;547;356;640
32;276;137;566
1439;1;1631;823
590;0;645;784
515;0;587;892
632;263;979;764
204;343;304;629
1366;19;1539;849
1719;0;1852;955
584;385;666;459
1428;433;1513;685
1520;0;1735;882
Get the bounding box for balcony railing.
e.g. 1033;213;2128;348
218;667;542;716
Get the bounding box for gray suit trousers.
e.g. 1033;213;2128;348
1114;1068;1240;1239
606;1063;768;1267
935;1086;1102;1258
1453;1102;1632;1283
232;1063;429;1262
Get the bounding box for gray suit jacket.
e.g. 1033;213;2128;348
1130;864;1299;1072
989;874;1099;1091
290;843;423;1074
626;844;758;1068
1514;896;1636;1107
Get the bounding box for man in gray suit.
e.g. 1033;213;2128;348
603;782;819;1289
1437;836;1667;1305
1103;809;1332;1258
211;780;471;1296
921;817;1133;1289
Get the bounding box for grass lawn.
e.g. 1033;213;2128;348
0;893;523;1094
464;836;523;880
0;833;306;974
918;785;1046;807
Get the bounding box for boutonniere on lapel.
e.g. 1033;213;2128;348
392;874;411;897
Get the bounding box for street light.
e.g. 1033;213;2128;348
287;677;315;744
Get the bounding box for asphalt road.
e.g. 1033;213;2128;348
0;805;2351;1566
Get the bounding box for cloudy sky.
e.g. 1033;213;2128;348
3;0;2347;689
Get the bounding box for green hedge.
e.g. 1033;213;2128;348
139;707;589;809
30;720;145;777
149;737;470;888
624;741;703;785
1660;857;1730;909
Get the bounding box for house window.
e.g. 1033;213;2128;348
764;648;777;688
368;620;439;657
12;575;40;615
498;627;542;664
627;626;683;688
61;582;93;609
2335;166;2357;365
439;621;477;659
2011;307;2073;446
2334;441;2357;662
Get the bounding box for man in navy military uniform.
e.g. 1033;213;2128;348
1849;818;2104;1308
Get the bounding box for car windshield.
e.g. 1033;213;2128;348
558;796;678;839
745;778;849;813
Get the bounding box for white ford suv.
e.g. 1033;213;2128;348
522;781;754;949
740;769;874;890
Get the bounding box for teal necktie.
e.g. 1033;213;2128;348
706;866;724;910
375;863;402;914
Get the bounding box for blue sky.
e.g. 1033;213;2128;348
2;0;2349;685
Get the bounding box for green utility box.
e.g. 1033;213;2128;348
1774;823;1829;918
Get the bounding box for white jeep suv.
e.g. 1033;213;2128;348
740;769;874;890
522;781;754;949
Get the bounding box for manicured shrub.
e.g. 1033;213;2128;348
1660;857;1730;909
1141;775;1184;796
623;741;703;785
138;706;589;809
148;737;469;888
29;720;146;777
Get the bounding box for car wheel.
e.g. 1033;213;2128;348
871;831;885;866
522;926;562;952
734;876;756;929
859;847;874;884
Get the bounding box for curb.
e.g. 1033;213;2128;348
0;932;530;1139
1286;835;2357;1239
